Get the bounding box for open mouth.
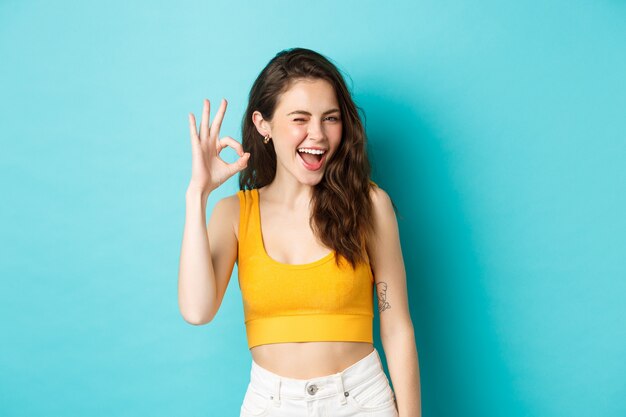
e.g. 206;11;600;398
296;147;327;171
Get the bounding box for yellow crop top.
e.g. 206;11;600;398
236;187;375;349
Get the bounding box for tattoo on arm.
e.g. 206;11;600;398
376;282;391;313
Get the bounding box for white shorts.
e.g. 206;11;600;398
240;347;399;417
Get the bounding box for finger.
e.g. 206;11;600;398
210;98;227;139
188;113;199;145
225;152;250;176
200;99;210;142
216;136;244;156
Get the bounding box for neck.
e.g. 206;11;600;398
262;169;319;210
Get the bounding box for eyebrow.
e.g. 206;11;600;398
286;108;341;116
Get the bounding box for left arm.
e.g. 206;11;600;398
367;185;422;417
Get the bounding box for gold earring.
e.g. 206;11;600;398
263;134;271;144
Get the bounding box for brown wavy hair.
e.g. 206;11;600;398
239;47;376;269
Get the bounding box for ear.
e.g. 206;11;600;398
252;111;272;138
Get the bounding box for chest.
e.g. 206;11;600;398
259;205;332;265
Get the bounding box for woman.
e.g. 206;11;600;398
178;47;421;417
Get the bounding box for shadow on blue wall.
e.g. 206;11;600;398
365;90;527;416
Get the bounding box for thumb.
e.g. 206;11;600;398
235;152;250;171
225;152;250;178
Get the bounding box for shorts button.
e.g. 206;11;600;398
307;384;318;395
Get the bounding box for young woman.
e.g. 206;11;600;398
179;48;421;417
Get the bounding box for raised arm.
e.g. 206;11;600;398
177;98;249;325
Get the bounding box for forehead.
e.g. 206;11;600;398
275;78;339;110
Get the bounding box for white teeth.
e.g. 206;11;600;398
297;148;326;155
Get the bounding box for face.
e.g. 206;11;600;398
253;78;343;186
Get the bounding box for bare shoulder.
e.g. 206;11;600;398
211;192;242;240
366;183;398;265
368;182;394;217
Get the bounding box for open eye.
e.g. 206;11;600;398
325;116;340;122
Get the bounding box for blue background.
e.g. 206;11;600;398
1;1;625;416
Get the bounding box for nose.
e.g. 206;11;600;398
307;118;326;141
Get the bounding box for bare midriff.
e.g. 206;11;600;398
250;340;375;379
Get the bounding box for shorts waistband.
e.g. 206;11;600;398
248;348;385;405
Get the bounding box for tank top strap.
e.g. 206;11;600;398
236;188;264;256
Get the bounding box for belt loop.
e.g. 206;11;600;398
334;374;348;405
272;378;281;406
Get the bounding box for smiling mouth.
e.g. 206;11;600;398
297;148;325;162
296;148;327;171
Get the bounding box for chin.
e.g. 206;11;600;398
299;176;323;187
